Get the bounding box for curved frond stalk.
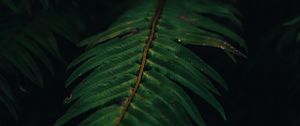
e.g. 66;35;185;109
56;0;246;125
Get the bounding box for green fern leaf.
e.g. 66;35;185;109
56;0;246;125
0;4;84;118
0;5;82;86
0;0;54;13
264;16;300;64
0;0;18;12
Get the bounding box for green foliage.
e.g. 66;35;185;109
0;1;84;118
0;0;54;13
244;15;300;126
263;16;300;64
279;17;300;63
55;0;246;125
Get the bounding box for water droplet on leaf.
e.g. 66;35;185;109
176;38;182;42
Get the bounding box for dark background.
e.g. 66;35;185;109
1;0;300;126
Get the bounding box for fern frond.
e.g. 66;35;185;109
56;0;246;125
264;16;300;64
0;0;54;13
282;17;300;60
0;5;82;86
0;4;84;118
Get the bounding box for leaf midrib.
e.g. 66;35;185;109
115;0;166;125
